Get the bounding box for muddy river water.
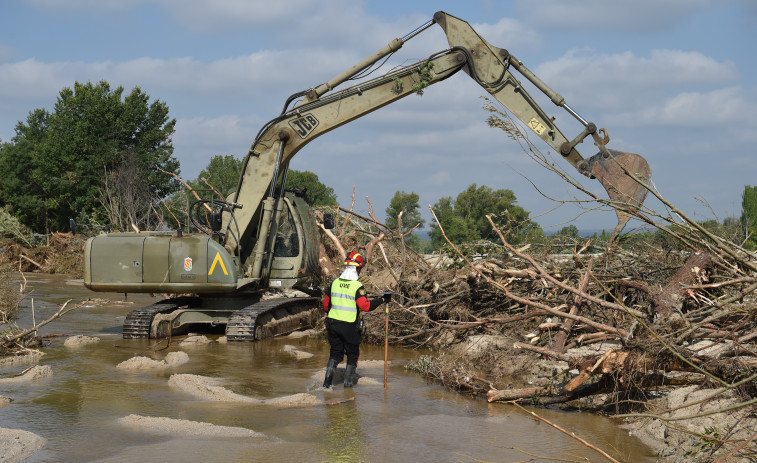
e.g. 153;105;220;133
1;274;656;462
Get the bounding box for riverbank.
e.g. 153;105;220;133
0;427;47;462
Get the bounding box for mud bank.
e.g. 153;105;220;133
168;373;322;406
63;334;100;347
0;351;42;369
118;414;262;438
0;427;47;463
283;344;314;359
116;351;189;370
0;365;52;384
442;334;757;463
620;386;757;463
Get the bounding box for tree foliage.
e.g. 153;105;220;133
385;190;425;251
428;183;543;247
191;154;244;197
556;224;579;238
286;170;337;207
742;185;757;249
0;81;180;233
385;190;424;232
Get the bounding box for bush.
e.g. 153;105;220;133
0;206;37;247
0;263;22;325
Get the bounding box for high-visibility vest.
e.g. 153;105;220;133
327;279;363;323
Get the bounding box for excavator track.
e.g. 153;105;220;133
226;297;320;341
122;297;200;339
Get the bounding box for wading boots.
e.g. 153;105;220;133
322;358;338;388
344;364;357;388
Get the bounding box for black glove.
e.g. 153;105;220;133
382;292;392;303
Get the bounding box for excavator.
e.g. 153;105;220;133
83;12;651;341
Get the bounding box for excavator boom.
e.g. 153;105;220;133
227;11;651;273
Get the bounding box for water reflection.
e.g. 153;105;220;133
321;396;366;462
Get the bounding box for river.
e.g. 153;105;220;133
0;273;655;462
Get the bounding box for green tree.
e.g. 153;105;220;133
286;170;337;206
0;81;179;233
0;110;49;230
191;154;243;197
556;224;579;238
429;196;475;245
385;191;424;231
428;183;542;247
386;190;425;251
741;185;757;249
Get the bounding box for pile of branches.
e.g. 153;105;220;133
0;263;42;356
0;259;85;357
332;210;757;391
0;233;85;275
319;186;756;460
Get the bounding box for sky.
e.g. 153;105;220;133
1;0;756;235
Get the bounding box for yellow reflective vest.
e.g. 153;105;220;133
327;279;363;323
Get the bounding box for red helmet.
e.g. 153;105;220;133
344;251;366;269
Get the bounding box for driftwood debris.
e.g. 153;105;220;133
315;204;755;398
308;195;756;463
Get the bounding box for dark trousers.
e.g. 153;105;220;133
325;318;361;366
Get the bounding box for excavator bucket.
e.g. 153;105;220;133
585;149;651;236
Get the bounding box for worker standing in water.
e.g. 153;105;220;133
322;251;390;388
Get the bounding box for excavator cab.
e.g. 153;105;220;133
266;192;319;289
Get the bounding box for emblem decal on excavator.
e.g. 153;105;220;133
528;118;547;136
184;257;192;271
208;252;228;276
289;113;319;138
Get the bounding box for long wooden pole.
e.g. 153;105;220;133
384;302;389;389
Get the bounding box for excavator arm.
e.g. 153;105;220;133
224;11;651;278
434;13;651;234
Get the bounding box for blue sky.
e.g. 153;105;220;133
2;0;756;234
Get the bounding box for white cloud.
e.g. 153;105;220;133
0;47;369;109
173;115;263;177
25;0;146;11
107;51;336;96
0;58;82;100
538;48;737;93
532;48;741;117
515;0;717;33
159;0;321;33
627;86;757;128
470;17;542;52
